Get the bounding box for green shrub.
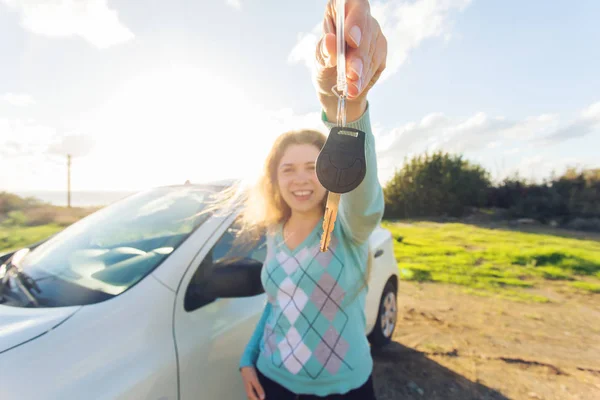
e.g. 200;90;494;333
384;152;491;219
487;168;600;228
2;211;28;226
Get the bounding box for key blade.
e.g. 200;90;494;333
320;192;341;252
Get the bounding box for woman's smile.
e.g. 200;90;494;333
291;189;314;201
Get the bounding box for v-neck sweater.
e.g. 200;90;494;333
239;105;384;396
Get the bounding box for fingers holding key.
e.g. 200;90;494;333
316;0;387;102
317;0;368;69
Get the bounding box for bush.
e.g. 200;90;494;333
1;211;28;226
565;218;600;232
383;152;491;219
488;168;600;228
554;168;600;218
23;206;95;227
0;192;27;213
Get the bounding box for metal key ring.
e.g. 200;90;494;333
331;85;347;128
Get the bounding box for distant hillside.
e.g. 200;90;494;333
13;190;135;207
0;191;100;228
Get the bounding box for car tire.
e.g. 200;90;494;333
368;280;397;348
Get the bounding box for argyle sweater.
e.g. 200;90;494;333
239;105;384;396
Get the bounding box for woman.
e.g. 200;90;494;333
238;1;387;398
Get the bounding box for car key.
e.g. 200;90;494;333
317;125;367;253
316;126;366;194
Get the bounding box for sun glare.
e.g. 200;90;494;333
82;65;272;190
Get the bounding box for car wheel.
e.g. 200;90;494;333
368;280;397;348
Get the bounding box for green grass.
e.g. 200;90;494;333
0;224;64;254
570;281;600;293
385;221;600;301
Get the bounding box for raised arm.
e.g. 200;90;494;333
314;0;387;244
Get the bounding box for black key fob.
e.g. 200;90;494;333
316;126;367;193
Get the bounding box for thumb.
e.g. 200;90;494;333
253;380;266;400
316;32;337;69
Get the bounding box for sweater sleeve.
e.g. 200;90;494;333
239;301;272;369
321;103;385;245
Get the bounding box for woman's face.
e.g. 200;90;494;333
276;143;327;216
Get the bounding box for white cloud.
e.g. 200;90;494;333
0;118;95;159
379;110;559;161
0;116;97;190
0;117;56;158
2;0;134;48
581;101;600;121
288;0;473;81
288;23;321;75
1;92;35;107
542;101;600;143
47;133;95;157
372;0;472;81
225;0;242;11
374;102;600;182
0;117;60;190
502;156;583;182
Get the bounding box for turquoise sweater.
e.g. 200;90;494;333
239;105;384;396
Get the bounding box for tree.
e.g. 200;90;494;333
383;152;491;219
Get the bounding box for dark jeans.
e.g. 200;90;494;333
256;368;377;400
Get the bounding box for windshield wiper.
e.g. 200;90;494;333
0;249;41;307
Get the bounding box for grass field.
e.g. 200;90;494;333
0;224;64;254
3;221;600;302
383;221;600;301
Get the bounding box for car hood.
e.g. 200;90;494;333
0;305;81;353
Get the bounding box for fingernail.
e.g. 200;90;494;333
349;26;362;46
350;58;363;80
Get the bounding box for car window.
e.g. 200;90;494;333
2;186;216;308
184;221;266;311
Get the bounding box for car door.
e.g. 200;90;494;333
174;215;268;400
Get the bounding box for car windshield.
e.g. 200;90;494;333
1;185;218;308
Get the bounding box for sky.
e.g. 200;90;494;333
1;0;599;192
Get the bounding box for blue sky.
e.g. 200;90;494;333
1;0;599;191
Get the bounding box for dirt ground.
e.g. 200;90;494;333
371;282;600;400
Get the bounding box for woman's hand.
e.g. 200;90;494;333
240;366;266;400
315;0;387;122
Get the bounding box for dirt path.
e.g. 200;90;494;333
372;282;600;400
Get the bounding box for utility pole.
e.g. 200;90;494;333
67;154;72;208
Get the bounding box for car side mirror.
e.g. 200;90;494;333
202;257;265;299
